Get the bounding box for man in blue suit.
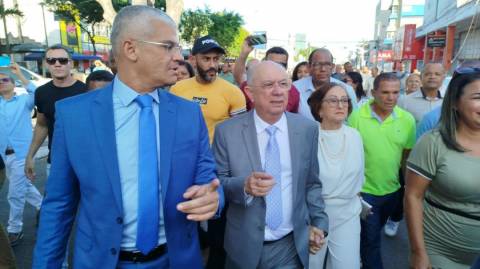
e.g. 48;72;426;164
33;6;223;269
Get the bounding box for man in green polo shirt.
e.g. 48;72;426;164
348;72;415;269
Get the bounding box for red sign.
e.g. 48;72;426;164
403;25;417;59
378;50;393;61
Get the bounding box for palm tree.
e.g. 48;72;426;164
0;1;23;54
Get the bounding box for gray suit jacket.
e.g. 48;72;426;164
212;111;328;269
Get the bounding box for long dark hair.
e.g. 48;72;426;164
292;61;308;81
439;72;480;152
346;71;366;99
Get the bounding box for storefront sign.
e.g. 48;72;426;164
427;36;446;47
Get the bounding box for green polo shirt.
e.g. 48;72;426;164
348;101;416;196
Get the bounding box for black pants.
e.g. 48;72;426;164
206;204;228;269
390;169;405;222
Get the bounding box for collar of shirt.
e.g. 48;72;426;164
113;76;160;106
417;88;442;100
253;110;288;135
368;101;397;123
296;76;350;93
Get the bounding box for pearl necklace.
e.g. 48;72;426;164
319;127;347;160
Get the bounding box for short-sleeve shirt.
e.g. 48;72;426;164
171;77;246;143
407;131;480;257
35;80;87;162
348;100;416;195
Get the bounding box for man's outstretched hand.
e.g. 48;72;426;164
177;179;220;221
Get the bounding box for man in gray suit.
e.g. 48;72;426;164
212;61;328;269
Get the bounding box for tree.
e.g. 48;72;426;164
179;7;243;53
294;45;317;62
43;0;104;55
208;10;243;53
179;8;212;45
228;27;249;57
0;1;23;54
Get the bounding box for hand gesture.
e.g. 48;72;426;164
309;226;326;254
25;156;36;181
244;172;275;197
177;179;221;221
239;37;254;58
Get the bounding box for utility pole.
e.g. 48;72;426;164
13;0;22;43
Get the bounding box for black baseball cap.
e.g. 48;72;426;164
191;35;225;55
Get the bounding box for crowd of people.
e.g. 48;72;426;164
0;5;479;269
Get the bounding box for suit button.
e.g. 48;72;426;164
257;225;263;231
110;248;117;255
116;217;123;224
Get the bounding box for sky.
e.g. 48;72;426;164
183;0;379;61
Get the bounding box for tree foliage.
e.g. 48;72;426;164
228;27;249;57
43;0;104;55
0;3;24;53
179;7;243;54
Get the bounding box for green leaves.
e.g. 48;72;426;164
0;4;24;18
179;7;244;56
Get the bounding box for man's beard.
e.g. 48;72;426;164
197;66;217;83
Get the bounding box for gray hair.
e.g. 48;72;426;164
110;5;176;57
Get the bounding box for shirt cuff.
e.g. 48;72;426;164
244;190;254;205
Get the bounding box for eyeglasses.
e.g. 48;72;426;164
311;62;333;69
323;97;350;107
45;57;69;65
0;78;11;84
251;79;291;91
136;40;182;54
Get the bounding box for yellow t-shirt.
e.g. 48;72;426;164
171;77;246;143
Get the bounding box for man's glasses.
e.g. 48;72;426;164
0;78;11;84
45;57;69;65
136;40;182;54
311;62;333;69
323;97;350;107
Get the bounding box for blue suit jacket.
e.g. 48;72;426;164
32;83;223;269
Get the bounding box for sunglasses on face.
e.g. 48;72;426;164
0;78;11;84
45;57;69;65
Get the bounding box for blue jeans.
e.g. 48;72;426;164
360;190;400;269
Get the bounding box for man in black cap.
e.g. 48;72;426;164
171;35;246;269
171;35;246;144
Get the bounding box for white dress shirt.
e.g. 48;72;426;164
253;110;294;241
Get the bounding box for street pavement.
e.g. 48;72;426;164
0;148;410;269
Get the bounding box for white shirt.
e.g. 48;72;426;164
397;89;443;124
318;124;364;228
253;110;294;241
294;76;358;121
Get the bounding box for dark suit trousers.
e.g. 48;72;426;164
206;204;228;269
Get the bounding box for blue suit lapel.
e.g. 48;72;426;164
158;90;176;201
91;84;123;212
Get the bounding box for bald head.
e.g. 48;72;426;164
246;61;287;87
110;5;176;58
245;61;290;124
